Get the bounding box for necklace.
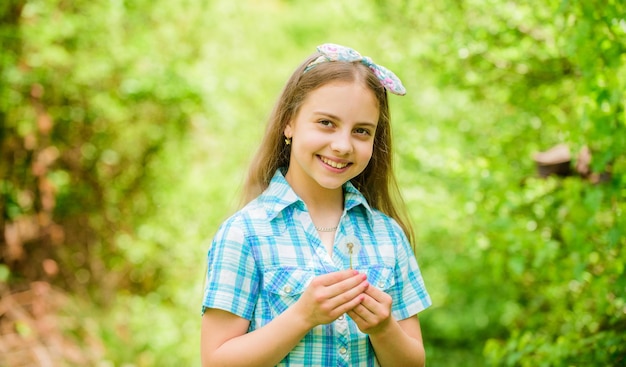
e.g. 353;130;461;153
315;225;338;232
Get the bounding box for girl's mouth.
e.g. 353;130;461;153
319;155;350;169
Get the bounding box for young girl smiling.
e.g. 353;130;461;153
201;43;431;366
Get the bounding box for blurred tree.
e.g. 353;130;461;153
370;0;625;365
0;0;203;302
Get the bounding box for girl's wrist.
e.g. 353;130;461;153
367;316;397;339
287;300;318;332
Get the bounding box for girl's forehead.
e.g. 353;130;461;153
309;79;370;93
296;81;379;123
304;81;376;104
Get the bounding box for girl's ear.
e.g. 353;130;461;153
284;122;293;138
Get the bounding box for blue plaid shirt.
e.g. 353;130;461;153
202;169;431;366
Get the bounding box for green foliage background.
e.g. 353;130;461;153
1;0;625;365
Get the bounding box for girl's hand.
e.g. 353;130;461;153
347;285;393;335
294;270;369;328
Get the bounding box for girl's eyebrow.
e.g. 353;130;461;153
313;111;378;128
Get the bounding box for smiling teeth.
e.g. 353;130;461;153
321;157;348;169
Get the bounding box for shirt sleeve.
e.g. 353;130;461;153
388;222;432;320
201;219;259;319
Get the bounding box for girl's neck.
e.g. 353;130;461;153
300;188;343;255
284;171;343;254
284;169;344;209
296;185;343;213
284;171;344;220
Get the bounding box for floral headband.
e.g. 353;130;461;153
304;43;407;96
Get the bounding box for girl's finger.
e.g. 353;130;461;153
347;306;372;326
315;269;359;287
333;293;365;317
364;286;393;309
357;293;378;313
327;280;369;309
324;272;367;298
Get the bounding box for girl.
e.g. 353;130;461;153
201;43;431;366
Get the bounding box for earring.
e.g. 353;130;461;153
285;137;291;145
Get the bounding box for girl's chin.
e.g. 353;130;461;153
313;175;356;190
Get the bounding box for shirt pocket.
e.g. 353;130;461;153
356;264;396;291
263;267;315;317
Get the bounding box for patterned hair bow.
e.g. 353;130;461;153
304;43;407;96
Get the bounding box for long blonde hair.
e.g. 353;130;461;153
241;51;415;245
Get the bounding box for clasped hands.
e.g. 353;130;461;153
294;270;392;335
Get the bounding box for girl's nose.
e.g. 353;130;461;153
330;132;353;154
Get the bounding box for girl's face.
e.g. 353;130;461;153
284;81;379;195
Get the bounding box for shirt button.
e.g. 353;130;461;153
378;281;385;288
338;315;344;320
283;285;292;294
339;347;347;355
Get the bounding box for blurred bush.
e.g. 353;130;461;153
375;0;626;365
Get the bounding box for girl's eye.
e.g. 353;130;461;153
318;119;334;127
354;127;372;136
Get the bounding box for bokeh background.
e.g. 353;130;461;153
1;0;625;366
